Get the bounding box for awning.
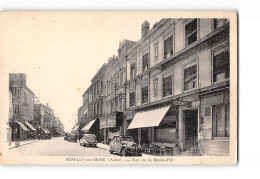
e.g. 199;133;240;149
45;128;51;133
16;121;29;131
127;105;171;129
24;121;37;131
73;125;79;132
39;126;49;133
81;120;96;132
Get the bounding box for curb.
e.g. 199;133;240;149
9;140;39;150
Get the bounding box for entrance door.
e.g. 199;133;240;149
184;110;198;150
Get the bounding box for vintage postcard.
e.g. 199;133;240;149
0;11;237;165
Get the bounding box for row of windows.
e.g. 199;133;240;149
13;104;33;118
129;18;228;80
129;50;230;107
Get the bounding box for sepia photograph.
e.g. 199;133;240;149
0;11;237;165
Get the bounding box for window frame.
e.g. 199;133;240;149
211;45;230;84
184;18;199;47
129;91;136;107
163;34;174;59
153;77;158;97
142;53;149;72
141;85;149;104
212;104;230;140
162;74;173;98
183;59;199;92
130;62;136;79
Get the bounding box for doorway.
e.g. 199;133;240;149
184;109;198;151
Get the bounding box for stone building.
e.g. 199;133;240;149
33;103;56;136
100;40;136;143
9;73;36;140
124;18;230;155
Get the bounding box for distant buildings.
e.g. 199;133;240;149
9;73;64;141
77;18;230;156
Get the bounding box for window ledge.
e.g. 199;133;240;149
213;78;230;85
183;87;197;93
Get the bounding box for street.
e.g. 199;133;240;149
8;137;113;156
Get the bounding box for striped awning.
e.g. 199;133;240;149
16;121;29;131
81;120;96;132
24;121;37;131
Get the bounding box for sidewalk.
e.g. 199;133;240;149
9;139;39;149
97;143;109;150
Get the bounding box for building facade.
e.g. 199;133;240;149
124;18;230;155
9;73;36;140
79;18;230;155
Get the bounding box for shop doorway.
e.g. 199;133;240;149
184;109;198;151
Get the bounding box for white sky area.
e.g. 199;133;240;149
1;12;164;132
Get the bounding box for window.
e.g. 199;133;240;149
154;43;159;60
130;62;136;79
130;91;135;107
213;19;228;30
142;54;149;72
212;105;229;138
142;86;148;104
185;19;197;46
164;35;173;59
184;64;197;91
153;78;158;96
213;49;230;82
120;72;123;86
163;75;173;97
100;81;103;93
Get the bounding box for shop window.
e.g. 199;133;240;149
163;75;173;97
184;64;197;91
142;86;148;104
164;35;173;59
153;78;158;96
130;62;136;79
185;19;197;46
213;19;228;30
213;49;230;82
154;43;159;60
143;54;149;72
130;91;135;107
212;104;230;138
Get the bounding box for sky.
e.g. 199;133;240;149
0;11;165;132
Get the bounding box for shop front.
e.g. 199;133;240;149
24;121;37;139
198;83;230;156
127;105;178;146
100;112;123;144
11;121;29;141
80;119;99;140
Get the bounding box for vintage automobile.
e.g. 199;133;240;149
80;134;97;147
68;134;77;142
109;136;142;156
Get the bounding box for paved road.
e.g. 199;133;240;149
9;137;113;156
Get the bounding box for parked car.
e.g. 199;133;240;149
64;135;69;141
68;134;77;142
109;136;142;156
80;134;97;147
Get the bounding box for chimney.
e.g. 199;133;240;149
141;21;150;38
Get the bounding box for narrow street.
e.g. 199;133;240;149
8;137;113;156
